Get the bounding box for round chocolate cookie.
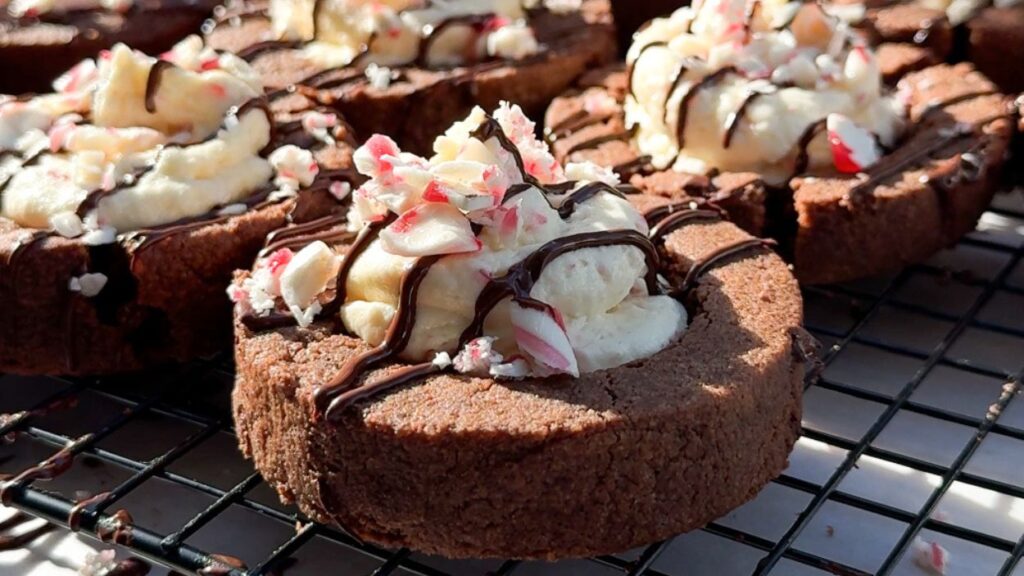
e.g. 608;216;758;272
204;0;616;154
545;62;1016;284
0;45;361;375
230;102;808;559
0;0;220;93
232;203;806;559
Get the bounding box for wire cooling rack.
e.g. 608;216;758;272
1;188;1023;576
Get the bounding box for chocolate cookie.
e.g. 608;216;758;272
231;184;806;562
546;21;1015;284
967;6;1024;94
229;102;808;559
0;0;219;93
0;42;360;375
204;0;616;154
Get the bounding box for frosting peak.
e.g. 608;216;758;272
235;103;687;381
625;0;905;183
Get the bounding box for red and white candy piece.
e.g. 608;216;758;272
826;113;881;174
911;538;949;575
379;202;481;257
354;134;401;181
53;58;99;94
509;301;579;377
269;145;319;187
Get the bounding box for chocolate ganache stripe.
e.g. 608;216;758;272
316;253;444;418
627;41;669;100
471;116;541;185
648;208;723;242
144;60;178;113
0;148;48;197
416;13;494;67
458;229;661;347
673;238;774;297
663;57;703;126
846;122;981;200
792;117;827;177
723;88;776;148
544;109;616;144
318;214;397;319
917;89;1000;123
259;213;352;257
565;126;636;156
237;40;308;62
676;66;737;150
320;229;662;418
76;165;155;219
555;181;628;218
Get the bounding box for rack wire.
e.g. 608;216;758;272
1;188;1022;576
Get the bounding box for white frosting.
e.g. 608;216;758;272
0;38;298;237
267;0;549;68
624;0;905;184
233;103;687;379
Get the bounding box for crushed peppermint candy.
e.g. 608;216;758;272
328;180;352;201
301;111;339;144
270;145;319;189
827;113;882;174
49;211;84;238
364;63;397;91
69;273;109;298
911;538;949;575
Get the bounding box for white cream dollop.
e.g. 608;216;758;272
624;0;905;184
0;38;295;237
268;0;547;68
236;103;687;379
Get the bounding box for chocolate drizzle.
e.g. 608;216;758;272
672;238;773;297
792;118;827;177
565;127;636;156
648;208;724;243
544;109;615;144
314;253;443;419
247;116;778;417
675;67;737;150
626;41;669;99
723;88;775;148
259;213;352;257
416;13;495;67
144;60;178;113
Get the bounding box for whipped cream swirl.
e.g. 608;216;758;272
233;103;687;382
625;0;905;183
0;37;317;242
266;0;578;68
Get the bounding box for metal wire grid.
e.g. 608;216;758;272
0;191;1022;576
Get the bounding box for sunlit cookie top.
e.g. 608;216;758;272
0;37;323;244
232;103;688;381
267;0;581;69
624;0;906;184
